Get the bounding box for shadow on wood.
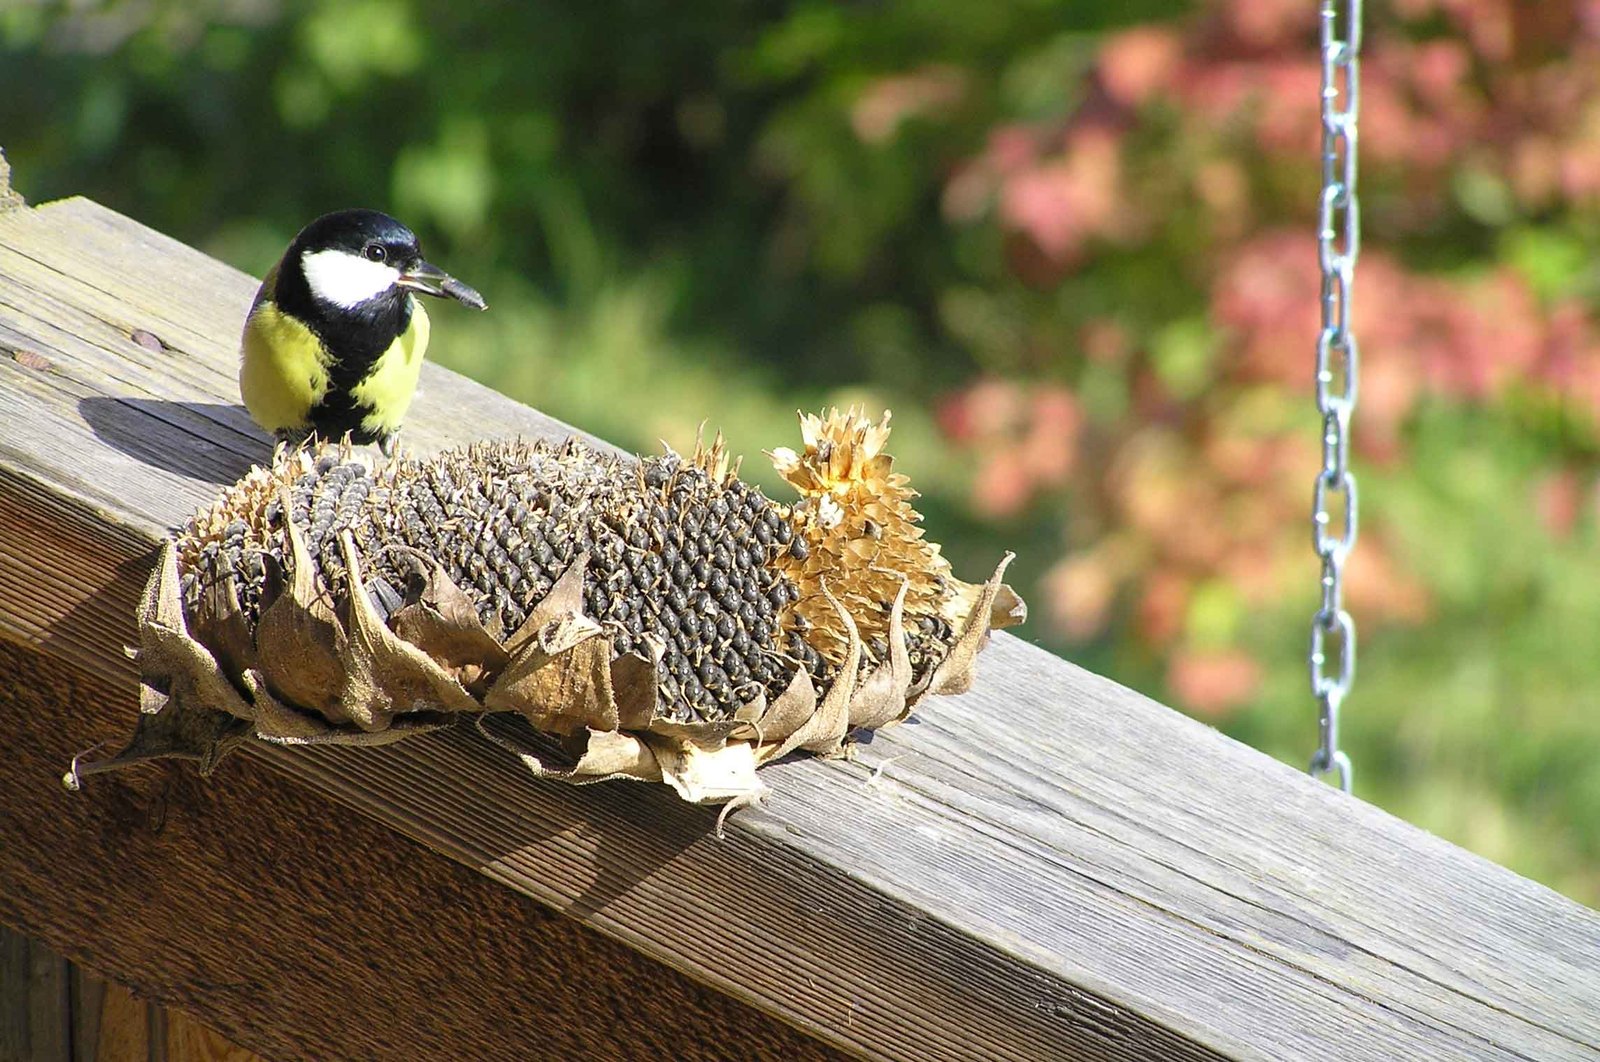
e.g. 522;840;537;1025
77;396;264;483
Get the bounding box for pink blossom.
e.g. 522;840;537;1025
972;449;1034;519
1343;538;1434;626
851;65;967;145
942;125;1041;222
1136;570;1190;646
1536;470;1584;540
1251;61;1321;155
1081;318;1132;364
1218;0;1316;50
959;377;1024;437
1167;648;1263;718
1022;388;1082;485
1099;26;1182;108
998;127;1129;266
1044;549;1121;641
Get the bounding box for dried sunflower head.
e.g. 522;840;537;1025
70;410;1025;805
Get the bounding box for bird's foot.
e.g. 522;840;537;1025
272;428;314;458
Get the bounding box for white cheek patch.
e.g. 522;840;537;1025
301;248;401;309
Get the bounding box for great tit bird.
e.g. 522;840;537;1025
239;209;485;454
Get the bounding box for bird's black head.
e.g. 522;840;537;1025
286;209;424;311
271;208;485;362
279;208;486;315
297;208;421;267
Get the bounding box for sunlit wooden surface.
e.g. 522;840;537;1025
2;181;1597;1061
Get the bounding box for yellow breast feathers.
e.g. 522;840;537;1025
239;295;431;437
352;297;430;437
239;298;330;435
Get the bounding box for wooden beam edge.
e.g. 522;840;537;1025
0;640;854;1062
0;191;1596;1062
0;455;1237;1062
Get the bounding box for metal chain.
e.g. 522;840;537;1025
1309;0;1361;793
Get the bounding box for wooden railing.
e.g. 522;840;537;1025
1;172;1597;1061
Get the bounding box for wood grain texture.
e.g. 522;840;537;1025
1;927;69;1062
0;642;845;1062
1;929;28;1062
163;1008;266;1062
76;976;150;1062
3;932;262;1062
0;195;1597;1061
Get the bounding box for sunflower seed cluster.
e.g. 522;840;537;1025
180;453;382;621
380;445;825;722
632;453;821;719
178;442;829;723
869;615;954;685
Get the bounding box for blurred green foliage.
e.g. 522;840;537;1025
4;0;1598;904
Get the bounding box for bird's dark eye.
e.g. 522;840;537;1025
363;243;387;262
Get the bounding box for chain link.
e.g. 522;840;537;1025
1309;0;1361;793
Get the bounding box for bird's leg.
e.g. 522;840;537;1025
378;430;401;459
273;427;314;455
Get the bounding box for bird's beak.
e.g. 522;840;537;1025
396;260;487;310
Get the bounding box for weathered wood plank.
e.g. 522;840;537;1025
0;928;71;1062
163;1008;265;1062
90;981;155;1062
0;641;846;1062
2;933;262;1062
0;928;25;1062
1;194;1598;1061
68;964;108;1062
